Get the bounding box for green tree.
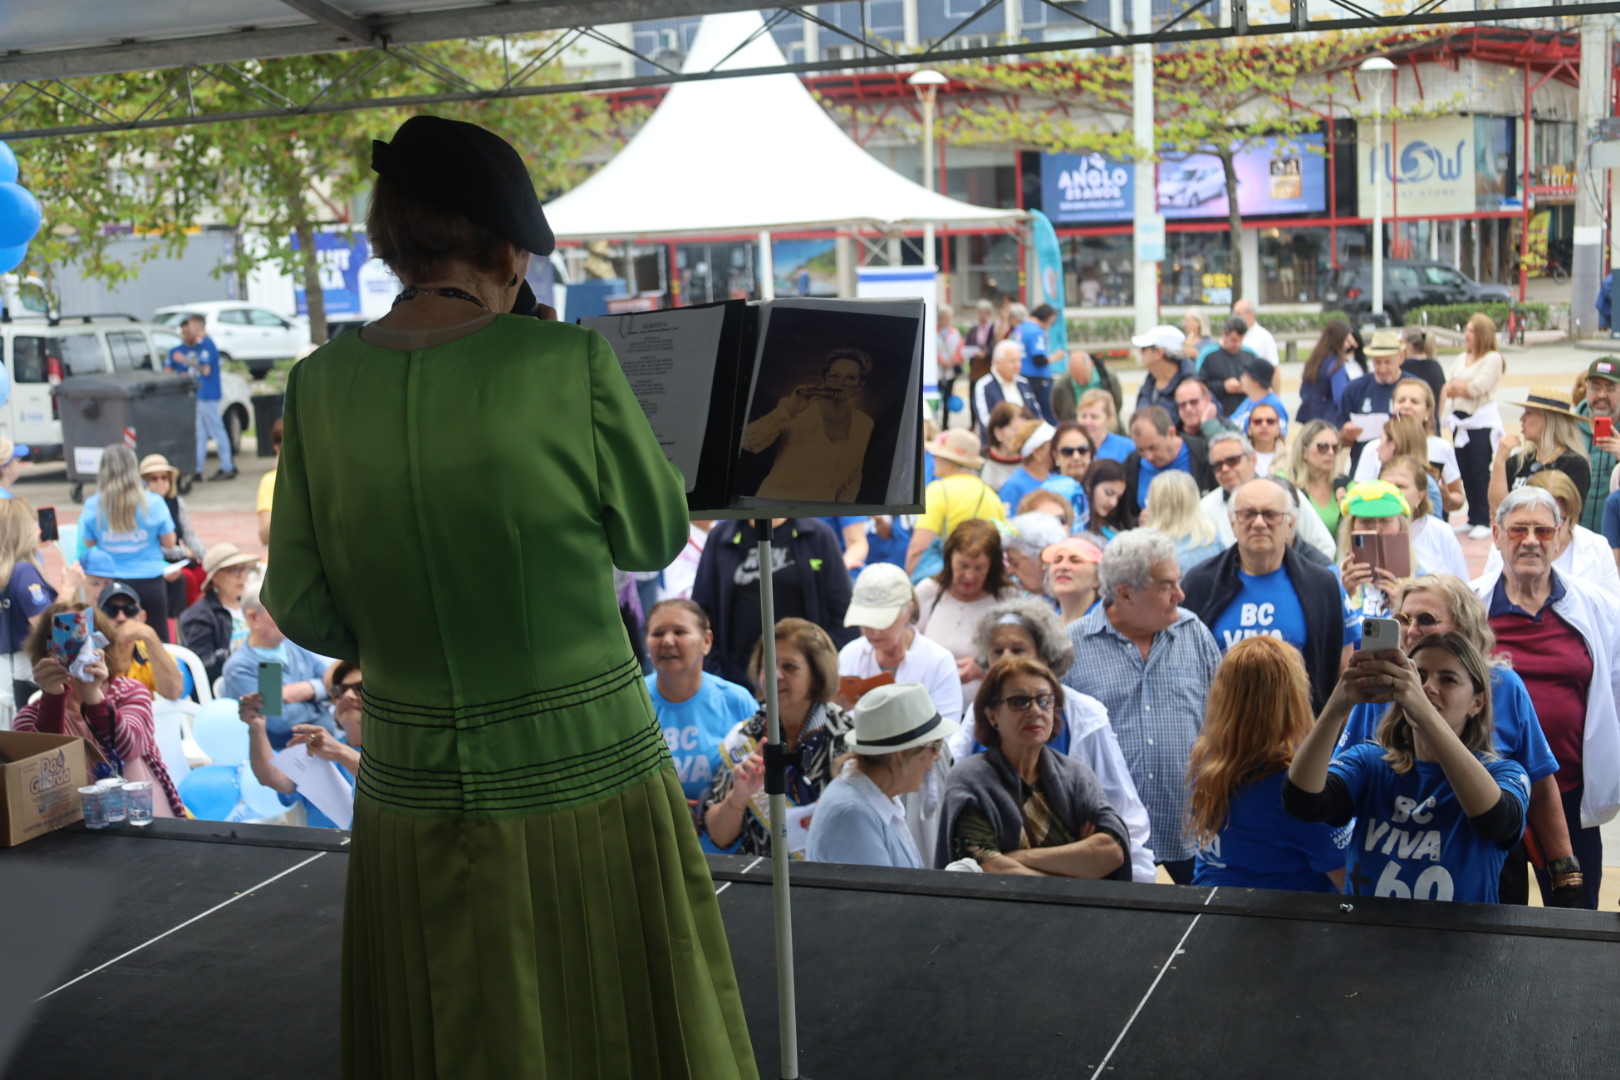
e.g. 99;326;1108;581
943;29;1455;301
7;38;622;341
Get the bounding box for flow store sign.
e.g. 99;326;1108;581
1357;116;1475;218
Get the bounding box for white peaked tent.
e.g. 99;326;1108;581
545;11;1023;240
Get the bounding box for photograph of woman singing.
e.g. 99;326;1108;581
737;305;916;506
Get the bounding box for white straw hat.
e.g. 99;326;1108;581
849;683;958;755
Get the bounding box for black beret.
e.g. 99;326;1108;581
372;115;555;256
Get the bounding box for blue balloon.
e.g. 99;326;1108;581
947;394;965;414
179;764;243;821
0;243;26;275
0;143;17;185
0;183;40;248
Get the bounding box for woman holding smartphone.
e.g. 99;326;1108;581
1336;481;1417;619
1285;632;1530;904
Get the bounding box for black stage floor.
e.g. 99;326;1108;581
4;820;1619;1079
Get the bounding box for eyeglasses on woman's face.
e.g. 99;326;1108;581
1310;441;1337;454
995;693;1055;713
337;680;363;700
1056;444;1092;459
1393;611;1442;629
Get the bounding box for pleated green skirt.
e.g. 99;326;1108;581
341;767;759;1079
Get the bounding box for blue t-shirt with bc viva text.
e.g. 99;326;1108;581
1209;566;1308;654
1336;665;1559;786
78;491;176;579
646;672;759;801
1194;769;1343;893
1330;743;1529;904
1136;440;1192;506
168;336;223;401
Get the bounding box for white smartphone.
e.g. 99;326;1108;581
1362;616;1401;653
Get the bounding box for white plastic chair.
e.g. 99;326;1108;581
150;699;195;783
212;676;225;699
163;643;214;705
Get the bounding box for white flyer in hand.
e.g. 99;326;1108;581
270;746;355;830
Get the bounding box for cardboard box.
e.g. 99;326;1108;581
0;730;104;847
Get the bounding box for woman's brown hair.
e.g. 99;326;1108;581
933;518;1011;597
972;656;1064;749
1302;318;1352;388
748;617;840;704
1185;636;1314;847
366;174;517;285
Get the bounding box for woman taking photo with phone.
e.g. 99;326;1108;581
1285;632;1531;904
1336;481;1418;619
14;601;185;818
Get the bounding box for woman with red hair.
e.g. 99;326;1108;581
1187;635;1344;892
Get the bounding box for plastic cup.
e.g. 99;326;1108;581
79;785;108;830
122;781;153;826
96;777;127;822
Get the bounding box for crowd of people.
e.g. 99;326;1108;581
7;282;1619;914
625;298;1620;911
0;435;362;828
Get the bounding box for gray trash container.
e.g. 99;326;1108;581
53;372;197;502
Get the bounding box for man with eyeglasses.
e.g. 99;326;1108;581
1473;486;1620;909
1171;377;1237;443
1181;477;1359;710
1198;431;1336;563
1062;530;1221;884
98;582;185;702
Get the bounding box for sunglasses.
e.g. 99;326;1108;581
1393;611;1442;629
1311;441;1337;453
1210;454;1246;472
995;693;1055;713
102;602;140;619
1056;445;1093;458
1248;416;1279;426
337;680;364;699
1504;525;1558;542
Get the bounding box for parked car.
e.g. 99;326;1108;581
1322;260;1513;325
1158;163;1226;209
153;301;311;379
2;316;250;475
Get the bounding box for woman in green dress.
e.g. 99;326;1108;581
262;115;756;1080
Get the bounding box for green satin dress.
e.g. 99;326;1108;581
263;313;757;1080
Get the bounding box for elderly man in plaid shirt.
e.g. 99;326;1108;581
1063;530;1221;884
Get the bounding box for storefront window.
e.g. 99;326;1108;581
1163;232;1233;307
954;232;1020;306
1061;234;1133;308
1259;227;1331;304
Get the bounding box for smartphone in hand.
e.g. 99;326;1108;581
1362;616;1401;653
258;660;284;719
37;506;58;543
1596;416;1614;441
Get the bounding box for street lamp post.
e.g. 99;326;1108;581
1359;56;1396;323
908;68;947;272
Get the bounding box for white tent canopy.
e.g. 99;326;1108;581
546;11;1022;240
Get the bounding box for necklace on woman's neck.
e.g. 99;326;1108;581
395;286;489;310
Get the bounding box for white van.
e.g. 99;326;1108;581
2;317;251;474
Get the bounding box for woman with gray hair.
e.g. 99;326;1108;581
942;597;1157;880
1002;512;1068;596
79;444;179;642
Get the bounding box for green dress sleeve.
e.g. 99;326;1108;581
262;358;360;660
952;804;1003;863
588;330;690;573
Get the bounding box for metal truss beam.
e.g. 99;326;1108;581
0;0;1610;140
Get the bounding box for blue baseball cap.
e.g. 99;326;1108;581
83;547;117;578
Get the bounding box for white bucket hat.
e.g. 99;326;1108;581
849;683;958;755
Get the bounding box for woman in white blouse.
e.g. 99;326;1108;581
1443;313;1505;539
914;518;1018;703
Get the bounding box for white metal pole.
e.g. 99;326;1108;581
923;87;936;274
759;229;776;301
755;521;801;1080
1131;0;1158;335
1371;109;1384;321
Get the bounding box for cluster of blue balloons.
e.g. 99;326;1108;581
0;142;41;275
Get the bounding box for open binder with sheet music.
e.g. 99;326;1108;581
582;296;927;519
